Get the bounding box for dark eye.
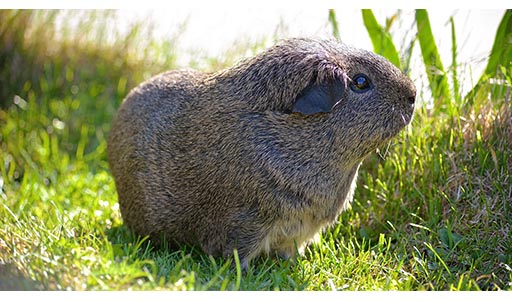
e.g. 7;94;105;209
350;74;372;93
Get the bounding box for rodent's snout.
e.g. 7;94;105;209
400;76;417;106
397;85;416;126
401;81;417;108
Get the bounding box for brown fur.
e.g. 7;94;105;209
107;38;416;268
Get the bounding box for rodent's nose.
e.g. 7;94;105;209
406;90;416;105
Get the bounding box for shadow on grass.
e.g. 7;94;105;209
104;224;307;290
0;263;42;291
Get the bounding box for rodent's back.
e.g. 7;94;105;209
107;70;206;242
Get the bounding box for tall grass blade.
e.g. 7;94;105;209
465;9;512;103
328;9;341;41
450;16;461;103
233;249;242;291
416;9;452;105
361;9;401;69
480;9;512;78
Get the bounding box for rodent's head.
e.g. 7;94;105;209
214;38;416;160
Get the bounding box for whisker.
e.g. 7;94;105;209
400;113;407;125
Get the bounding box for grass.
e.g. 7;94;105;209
0;9;511;291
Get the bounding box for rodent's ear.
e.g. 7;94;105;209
292;79;345;115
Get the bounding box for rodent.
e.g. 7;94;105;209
107;37;416;269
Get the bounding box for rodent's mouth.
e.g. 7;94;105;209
394;103;415;127
378;103;414;143
400;107;415;126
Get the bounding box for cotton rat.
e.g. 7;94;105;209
107;38;416;269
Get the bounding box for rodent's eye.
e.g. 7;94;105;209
350;74;372;93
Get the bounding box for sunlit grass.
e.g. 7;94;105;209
0;9;511;291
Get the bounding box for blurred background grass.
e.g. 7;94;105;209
1;11;178;166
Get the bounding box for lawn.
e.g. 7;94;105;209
0;9;511;291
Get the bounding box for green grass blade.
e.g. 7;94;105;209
328;9;341;41
450;16;461;103
233;249;242;291
361;9;401;69
481;9;512;78
415;9;452;105
465;9;512;102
